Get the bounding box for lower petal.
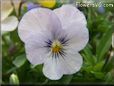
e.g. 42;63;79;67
59;52;83;75
43;56;63;80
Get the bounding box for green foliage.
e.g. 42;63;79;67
13;54;26;68
2;0;114;85
96;28;113;61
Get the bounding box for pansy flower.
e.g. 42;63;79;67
18;5;89;80
1;0;18;34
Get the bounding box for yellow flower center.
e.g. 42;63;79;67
37;0;56;8
51;40;62;53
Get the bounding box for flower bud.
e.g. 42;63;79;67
9;74;19;85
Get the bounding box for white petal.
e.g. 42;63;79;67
43;51;82;80
43;56;63;80
54;5;89;51
65;25;89;52
59;52;83;74
18;8;62;43
1;0;13;21
54;4;87;29
24;30;53;65
25;43;48;65
1;16;18;32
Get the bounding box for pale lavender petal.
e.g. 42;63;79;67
18;8;62;43
27;3;39;10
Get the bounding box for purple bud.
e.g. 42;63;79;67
27;3;39;10
98;5;105;14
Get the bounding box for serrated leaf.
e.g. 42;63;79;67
13;54;26;68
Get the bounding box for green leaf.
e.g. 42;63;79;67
13;54;26;68
97;28;113;61
10;30;20;43
6;67;17;74
83;65;93;73
103;56;114;72
59;75;73;84
82;44;96;65
104;72;113;83
56;0;62;7
91;71;105;80
47;75;73;85
93;61;105;72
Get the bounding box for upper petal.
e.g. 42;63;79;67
1;0;13;21
18;8;62;43
54;4;89;51
1;16;18;33
54;4;87;29
65;25;89;52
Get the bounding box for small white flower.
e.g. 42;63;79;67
18;5;89;80
1;0;18;34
